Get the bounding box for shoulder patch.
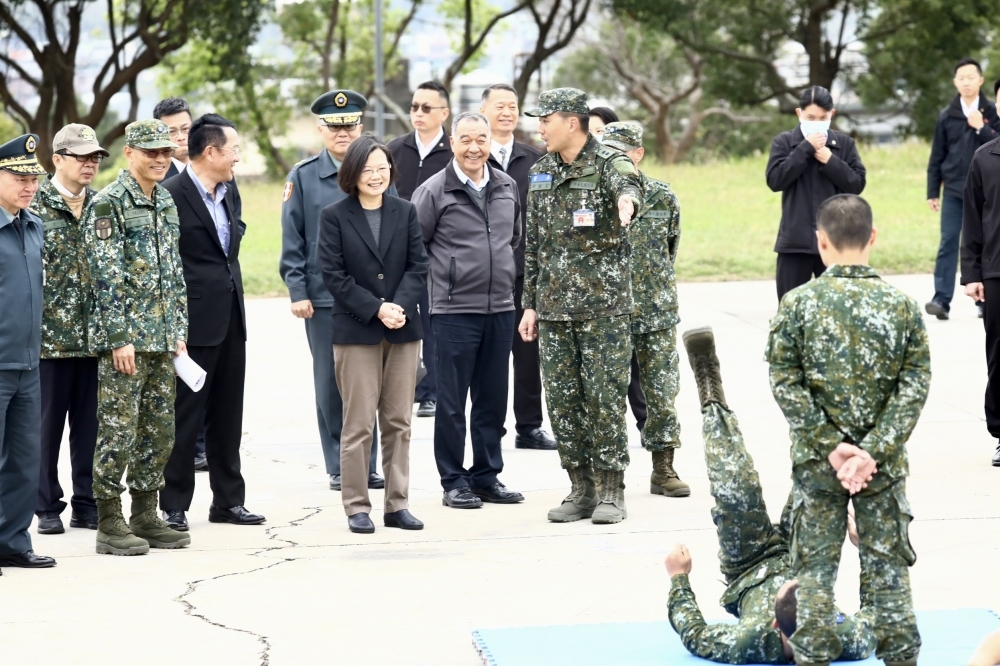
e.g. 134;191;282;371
94;201;113;217
529;174;553;183
596;145;617;160
613;158;638;176
107;181;127;198
94;217;113;240
283;181;294;202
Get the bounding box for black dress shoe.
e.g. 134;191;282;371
993;442;1000;467
69;509;98;530
472;482;525;504
417;400;437;417
348;513;375;533
384;509;424;530
36;512;64;535
368;472;385;489
924;300;949;320
194;454;209;472
162;509;189;532
329;474;342;491
442;487;483;509
0;550;56;568
208;505;266;525
514;427;558;450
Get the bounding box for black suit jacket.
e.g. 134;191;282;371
488;139;543;277
162;169;247;347
165;161;181;180
318;194;428;345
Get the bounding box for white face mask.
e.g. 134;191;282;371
800;119;831;136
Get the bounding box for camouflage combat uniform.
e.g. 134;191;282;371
523;116;642;472
84;145;187;502
668;402;877;663
766;264;930;665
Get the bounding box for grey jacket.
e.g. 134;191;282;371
0;208;43;370
413;161;520;315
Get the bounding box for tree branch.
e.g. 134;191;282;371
0;2;44;62
0;53;40;88
442;0;531;89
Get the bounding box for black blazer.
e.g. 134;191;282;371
487;139;543;277
318;194;428;345
162;169;246;347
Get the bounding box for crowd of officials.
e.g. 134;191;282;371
3;55;1000;666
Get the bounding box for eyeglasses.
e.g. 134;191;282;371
326;124;359;133
56;151;104;164
168;126;191;137
138;148;175;159
410;103;447;114
360;166;391;178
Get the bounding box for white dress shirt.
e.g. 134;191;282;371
452;160;489;192
490;138;515;170
416;128;444;161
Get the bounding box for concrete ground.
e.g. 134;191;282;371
2;274;996;666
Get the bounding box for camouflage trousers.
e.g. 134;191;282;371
539;316;631;472
633;327;681;451
789;460;919;664
92;352;176;501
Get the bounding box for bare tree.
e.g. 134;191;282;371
512;0;592;102
441;0;532;91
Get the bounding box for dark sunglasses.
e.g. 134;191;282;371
326;123;359;132
410;103;447;114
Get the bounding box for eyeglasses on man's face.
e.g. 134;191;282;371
361;166;391;178
138;148;175;159
57;151;104;164
410;103;447;114
168;125;191;138
327;124;359;133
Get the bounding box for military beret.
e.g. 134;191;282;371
312;90;367;126
0;134;47;175
602;121;644;151
125;119;178;150
525;88;589;118
53;124;110;157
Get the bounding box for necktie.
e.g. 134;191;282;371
498;147;508;171
11;214;23;245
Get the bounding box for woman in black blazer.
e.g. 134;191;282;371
317;135;428;534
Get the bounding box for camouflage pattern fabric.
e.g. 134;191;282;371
524;87;590;117
632;327;680;451
91;352;176;500
522;133;642;321
600;121;643;152
124;119;177;150
83;169;187;353
630;173;680;334
765;264;931;480
538;315;631;471
789;460;919;664
30;176;99;358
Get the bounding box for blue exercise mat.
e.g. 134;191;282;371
472;609;998;666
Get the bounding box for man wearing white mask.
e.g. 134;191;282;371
765;86;867;302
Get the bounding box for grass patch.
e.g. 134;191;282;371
237;142;937;296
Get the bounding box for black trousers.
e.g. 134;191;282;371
432;312;514;491
512;276;544;433
627;349;647;433
983;279;1000;438
162;295;247;511
776;252;827;302
36;357;98;515
415;287;438;403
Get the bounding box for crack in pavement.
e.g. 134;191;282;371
175;505;324;666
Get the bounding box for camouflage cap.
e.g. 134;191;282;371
53;123;110;157
601;121;643;151
524;88;589;118
125;119;178;150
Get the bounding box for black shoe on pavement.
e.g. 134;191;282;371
368;472;385;489
208;505;266;525
36;512;64;535
472;482;525;504
979;302;985;319
514;427;557;450
0;550;56;568
194;453;209;472
330;474;342;491
417;400;436;417
384;509;424;530
442;487;483;509
69;509;98;530
162;509;189;532
993;442;1000;467
925;300;949;320
348;513;375;534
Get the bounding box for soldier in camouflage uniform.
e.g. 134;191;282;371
664;326;876;664
83;119;191;556
519;89;643;524
766;194;929;666
601;122;689;498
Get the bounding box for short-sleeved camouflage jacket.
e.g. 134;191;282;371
522;134;643;321
630;172;680;334
83;169;187;353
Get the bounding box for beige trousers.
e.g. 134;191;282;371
334;339;420;516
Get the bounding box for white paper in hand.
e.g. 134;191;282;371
173;352;207;392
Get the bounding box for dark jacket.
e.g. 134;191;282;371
487;139;543;277
928;93;1000;200
961;138;1000;282
412;160;520;315
318;194;428;345
162;169;246;347
766;127;866;254
0;209;43;370
387;131;452;201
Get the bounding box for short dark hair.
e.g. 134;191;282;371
416;80;450;108
188;113;236;160
955;57;983;75
588;107;619;125
816;194;873;251
558;112;590;133
337;134;396;197
992;78;1000;98
774;581;799;639
798;86;834;112
482;83;518;103
153;97;191;120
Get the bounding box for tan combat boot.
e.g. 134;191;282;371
96;498;149;556
547;466;599;522
682;326;728;409
884;660;917;666
591;469;627;524
650;448;691;497
129;490;191;549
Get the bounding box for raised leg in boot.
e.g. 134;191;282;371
129;490;191;549
96;498;149;556
547;465;599;522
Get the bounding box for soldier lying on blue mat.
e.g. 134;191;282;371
663;327;876;664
